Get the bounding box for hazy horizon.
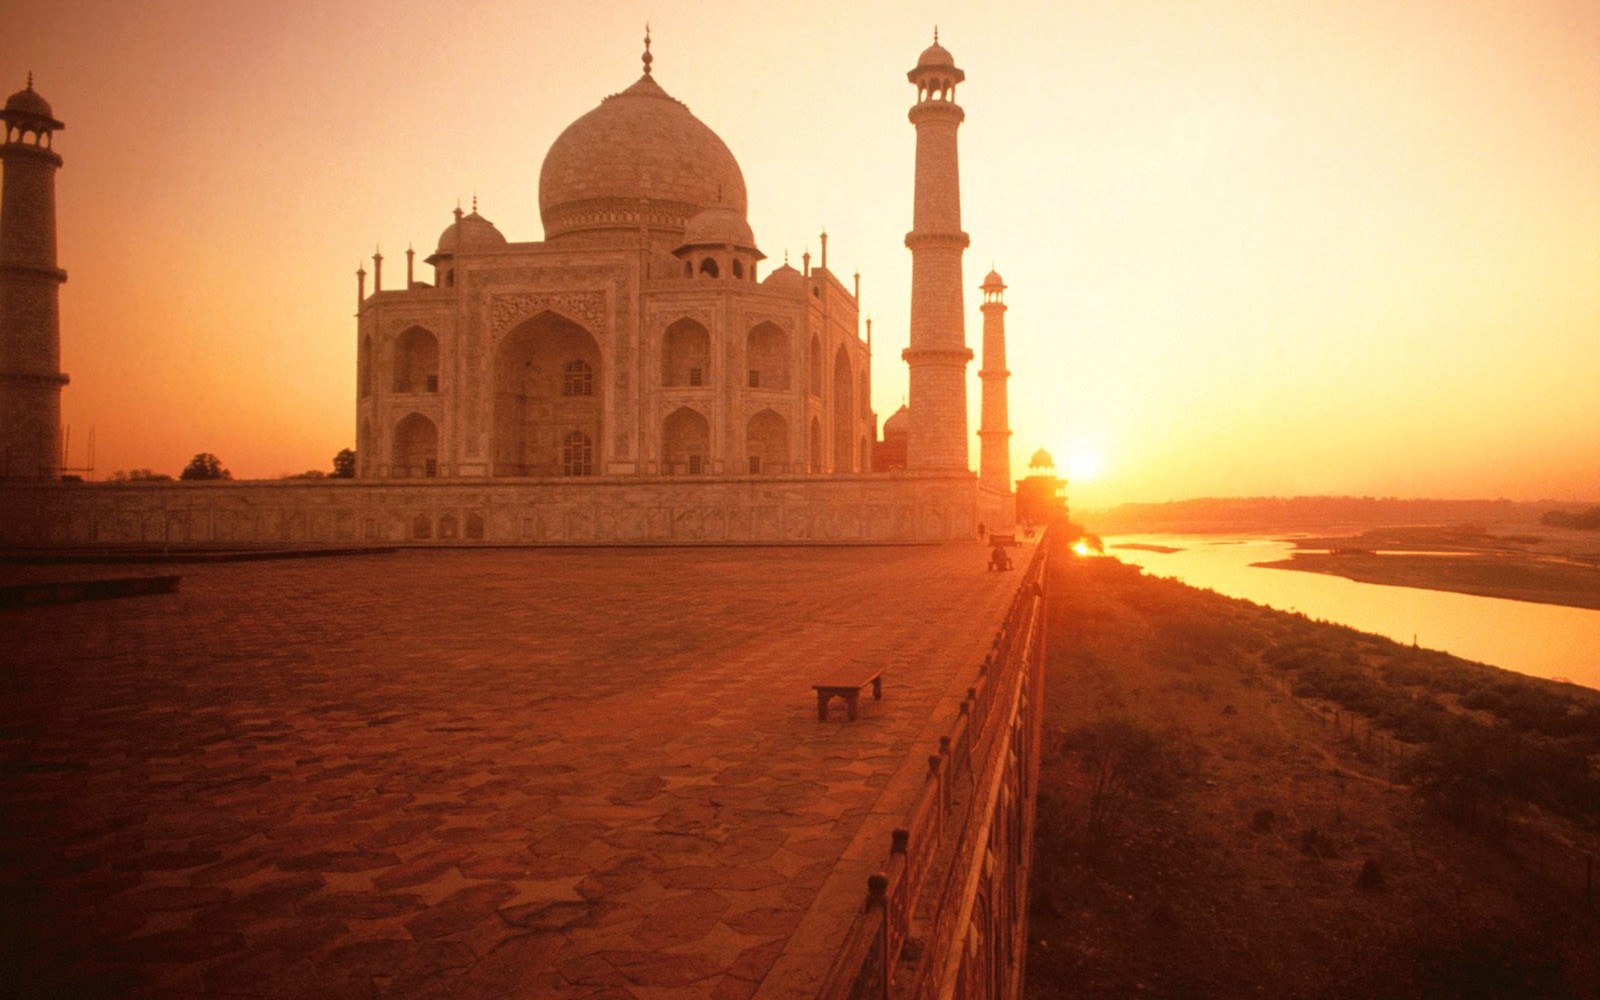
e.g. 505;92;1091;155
4;0;1595;507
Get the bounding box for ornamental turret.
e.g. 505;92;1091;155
902;33;973;472
0;75;69;480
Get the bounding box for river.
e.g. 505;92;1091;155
1104;534;1600;691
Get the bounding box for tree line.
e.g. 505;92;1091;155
109;448;356;482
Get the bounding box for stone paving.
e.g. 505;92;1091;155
0;542;1027;999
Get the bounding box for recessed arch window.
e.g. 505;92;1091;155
391;412;439;479
732;259;744;280
663;406;710;475
562;359;594;397
493;310;602;477
662;318;711;387
392;326;439;394
747;409;788;475
747;322;789;390
699;257;719;278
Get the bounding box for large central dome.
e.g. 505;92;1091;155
538;74;747;242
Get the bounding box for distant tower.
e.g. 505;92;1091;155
902;33;973;471
0;76;68;480
977;268;1013;505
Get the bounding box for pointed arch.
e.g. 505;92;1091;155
832;346;853;472
746;321;789;390
391;412;438;478
746;409;788;474
393;326;439;393
663;317;711;387
493;311;602;477
808;334;823;396
662;406;710;475
808;416;823;474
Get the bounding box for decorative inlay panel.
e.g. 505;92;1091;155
491;291;606;334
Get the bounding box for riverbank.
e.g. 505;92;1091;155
1253;523;1600;611
1254;550;1600;610
1027;553;1599;999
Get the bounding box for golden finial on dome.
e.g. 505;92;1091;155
642;24;653;76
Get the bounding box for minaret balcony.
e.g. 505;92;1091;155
904;231;970;251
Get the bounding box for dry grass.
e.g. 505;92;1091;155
1026;554;1599;1000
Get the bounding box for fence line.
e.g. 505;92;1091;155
817;536;1050;1000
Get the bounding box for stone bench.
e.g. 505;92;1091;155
813;665;884;721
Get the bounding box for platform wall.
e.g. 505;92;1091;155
0;473;977;547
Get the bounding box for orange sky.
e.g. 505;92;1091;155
3;0;1596;507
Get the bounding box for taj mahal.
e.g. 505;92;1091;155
1;33;1027;546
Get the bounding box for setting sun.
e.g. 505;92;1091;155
1066;451;1104;482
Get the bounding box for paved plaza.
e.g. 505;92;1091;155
1;542;1029;999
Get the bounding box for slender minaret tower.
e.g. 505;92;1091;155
902;32;973;471
0;76;68;480
977;268;1012;501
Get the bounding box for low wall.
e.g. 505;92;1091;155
819;536;1048;1000
0;472;978;547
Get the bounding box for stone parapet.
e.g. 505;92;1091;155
0;473;979;548
814;536;1048;1000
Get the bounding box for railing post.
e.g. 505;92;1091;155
867;872;890;1000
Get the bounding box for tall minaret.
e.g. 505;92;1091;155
977;268;1012;500
0;76;68;481
902;33;973;471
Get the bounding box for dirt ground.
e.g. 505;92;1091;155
1025;554;1600;1000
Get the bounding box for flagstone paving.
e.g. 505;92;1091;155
0;542;1030;999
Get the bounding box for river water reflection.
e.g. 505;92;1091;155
1105;534;1600;691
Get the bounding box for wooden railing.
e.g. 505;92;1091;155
818;535;1049;1000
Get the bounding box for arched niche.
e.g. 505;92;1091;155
663;318;711;387
808;335;823;396
832;346;853;472
393;326;439;393
493;311;602;477
808;416;823;473
391;412;439;478
746;409;788;474
746;322;789;390
662;406;710;475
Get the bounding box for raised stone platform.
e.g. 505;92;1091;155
0;473;977;548
0;541;1035;998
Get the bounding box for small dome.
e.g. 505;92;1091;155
678;205;758;252
540;73;747;242
981;268;1005;290
433;210;507;257
916;41;956;69
1029;449;1055;470
762;262;804;290
3;80;61;127
883;404;910;436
